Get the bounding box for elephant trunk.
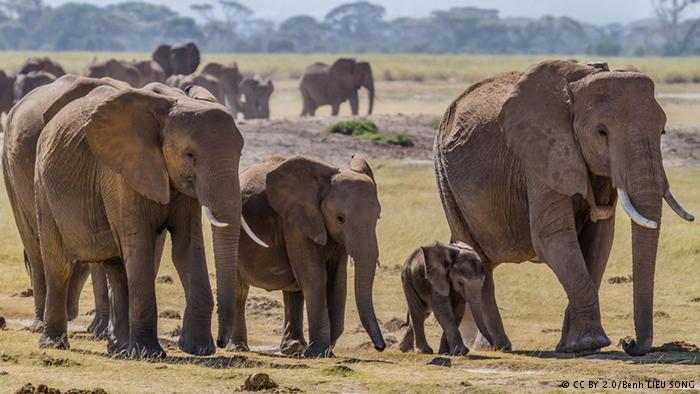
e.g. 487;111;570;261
198;163;242;349
348;232;385;351
465;287;494;346
365;77;375;115
615;143;664;357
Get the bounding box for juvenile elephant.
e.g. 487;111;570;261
31;79;266;358
152;42;200;77
238;77;273;119
167;74;225;105
229;155;386;357
299;58;374;116
3;75;126;333
434;60;694;356
398;241;493;356
201;62;243;114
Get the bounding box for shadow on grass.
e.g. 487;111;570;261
69;348;309;369
511;350;700;365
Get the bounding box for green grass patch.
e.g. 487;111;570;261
327;120;414;147
429;118;441;129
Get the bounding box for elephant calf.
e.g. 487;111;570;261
399;241;493;355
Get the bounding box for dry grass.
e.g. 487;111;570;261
0;161;698;393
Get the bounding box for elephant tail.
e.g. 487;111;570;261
23;250;31;276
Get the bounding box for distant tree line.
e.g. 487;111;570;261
1;0;700;56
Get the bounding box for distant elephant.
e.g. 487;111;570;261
399;241;493;355
18;57;65;77
434;60;694;356
167;73;225;105
239;77;273;119
299;58;374;116
0;70;15;114
30;78;266;358
3;75;126;334
13;71;57;101
229;155;386;357
130;60;166;86
201;62;243;114
86;58;141;87
152;42;200;77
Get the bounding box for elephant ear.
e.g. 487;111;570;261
184;85;218;103
267;156;339;245
422;244;450;297
350;154;375;183
44;77;128;123
330;58;357;90
152;44;172;76
499;60;598;197
84;88;175;204
185;42;201;74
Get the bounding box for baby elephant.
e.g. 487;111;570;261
399;241;493;355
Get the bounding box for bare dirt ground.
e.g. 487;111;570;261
238;114;700;167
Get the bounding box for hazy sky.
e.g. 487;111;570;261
43;0;671;25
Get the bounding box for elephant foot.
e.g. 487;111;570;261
107;335;129;356
39;333;69;350
29;319;44;333
179;334;215;356
225;341;250;353
398;339;413;353
280;339;306;356
87;314;109;340
439;343;469;356
416;344;434;354
128;339;166;359
303;343;334;358
556;320;610;353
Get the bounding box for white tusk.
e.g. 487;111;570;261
617;189;658;229
664;190;695;222
241;215;269;248
203;206;229;228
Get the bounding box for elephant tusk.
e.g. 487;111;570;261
203;206;229;228
664;189;695;222
241;215;269;248
617;189;658;229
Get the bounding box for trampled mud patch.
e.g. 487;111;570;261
243;373;278;391
12;288;33;297
158;310;181;320
165;325;181;337
156;275;174;284
541;328;561;333
0;316;6;329
40;353;80;367
246;296;282;318
156;354;308;370
608;275;633;284
358;336;397;349
654;311;670;319
14;383;107;394
323;365;354;376
383;317;407;332
652;341;700;352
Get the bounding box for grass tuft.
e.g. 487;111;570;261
327;120;414;146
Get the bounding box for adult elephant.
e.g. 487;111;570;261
434;60;694;356
3;75;125;334
201;62;243;114
152;42;200;78
18;57;65;77
228;155;386;357
13;71;57;100
238;77;273;119
30;79;266;358
299;58;374;116
131;60;166;86
167;74;225;105
86;59;141;87
0;70;15;114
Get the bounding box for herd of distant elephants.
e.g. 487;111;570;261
0;42;694;359
0;41;376;121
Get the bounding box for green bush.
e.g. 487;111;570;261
327;120;414;147
429;118;441;129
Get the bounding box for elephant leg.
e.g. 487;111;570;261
528;181;610;353
169;207;215;356
398;319;414;352
88;263;110;339
280;290;306;355
227;277;249;352
24;247;46;333
153;231;166;274
331;102;341;116
402;278;432;354
432;294;468;356
328;258;347;347
66;262;90;321
465;267;510;351
439;299;467;355
122;229;164;358
103;258;129;355
348;91;359;116
37;208;72;350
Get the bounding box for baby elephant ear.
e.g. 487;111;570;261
422;245;450;297
350;154;375;183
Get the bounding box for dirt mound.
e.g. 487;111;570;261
246;296;282;318
243;373;278;391
165;325;181;337
12;288;33;297
608;275;633;284
654;311;670;319
156;275;174;284
359;336;397;349
383;317;407;332
0;316;6;329
41;353;79;367
159;310;181;320
14;384;106;394
652;341;700;352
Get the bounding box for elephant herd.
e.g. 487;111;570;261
0;43;376;121
0;58;694;360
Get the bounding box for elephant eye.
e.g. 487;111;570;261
661;129;666;135
337;215;345;224
184;151;196;163
597;126;608;137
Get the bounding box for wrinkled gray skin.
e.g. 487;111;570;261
14;71;57;101
299;58;374;116
398;241;494;356
230;154;386;357
434;60;693;356
2;75;123;334
32;79;247;358
201;62;243;115
86;59;141;87
152;42;200;77
238;77;273;119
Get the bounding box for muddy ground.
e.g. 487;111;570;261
238;114;700;167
